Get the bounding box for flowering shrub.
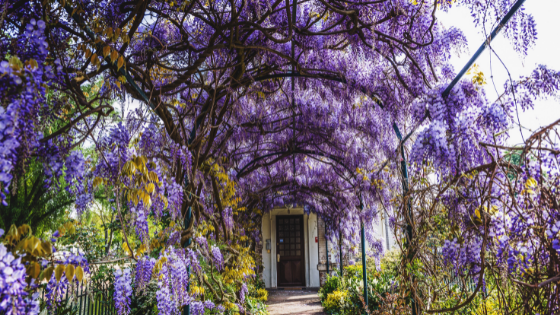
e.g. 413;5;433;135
318;275;341;300
319;257;401;315
323;290;349;314
255;288;268;302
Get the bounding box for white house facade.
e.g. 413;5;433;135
260;206;395;289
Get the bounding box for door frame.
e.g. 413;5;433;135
276;214;306;287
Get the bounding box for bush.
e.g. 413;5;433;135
318;274;341;299
319;251;403;315
380;248;400;274
323;290;349;315
255;288;268;301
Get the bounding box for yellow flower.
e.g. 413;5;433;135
323;290;348;310
256;288;268;301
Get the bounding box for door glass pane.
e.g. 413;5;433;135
296;244;300;249
290;244;295;250
290;238;295;243
296;250;301;256
290;250;296;256
296;237;300;243
280;251;285;255
296;231;300;237
290;219;295;224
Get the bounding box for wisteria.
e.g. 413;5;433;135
1;0;558;313
156;249;192;315
44;274;68;312
239;283;248;304
190;301;204;315
134;257;155;294
113;269;132;315
0;244;39;315
211;246;224;271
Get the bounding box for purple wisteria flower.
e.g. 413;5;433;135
190;301;204;315
0;244;40;315
135;256;155;294
156;248;193;315
223;207;234;231
156;283;174;315
113;268;132;315
166;181;184;220
211;246;224;271
546;219;560;239
186;248;201;273
195;236;209;253
45;274;68;311
64;150;86;192
203;300;215;310
236;303;245;313
239;283;248;303
552;240;560;254
166;231;181;247
131;205;149;243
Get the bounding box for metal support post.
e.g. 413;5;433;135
182;207;193;315
442;0;528;97
339;230;343;277
392;123;416;315
326;231;329;275
361;220;368;310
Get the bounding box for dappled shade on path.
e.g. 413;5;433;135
266;290;325;315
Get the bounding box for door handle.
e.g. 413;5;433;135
277;254;280;262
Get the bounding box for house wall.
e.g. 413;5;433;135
260;207;396;288
261;207;320;288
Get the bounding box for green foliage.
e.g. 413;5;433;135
245;295;268;315
323;290;349;315
50;300;78;315
319;252;403;315
319;275;341;300
380;248;400;274
0;159;74;234
130;280;159;315
58;220;122;262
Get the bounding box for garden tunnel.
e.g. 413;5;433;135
3;0;558;314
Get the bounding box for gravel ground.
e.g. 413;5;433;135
266;290;325;315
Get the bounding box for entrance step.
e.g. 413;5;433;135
266;289;325;315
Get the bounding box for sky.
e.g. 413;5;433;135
438;0;560;146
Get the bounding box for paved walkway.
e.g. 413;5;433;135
266;290;325;315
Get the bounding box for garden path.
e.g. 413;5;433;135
266;290;325;315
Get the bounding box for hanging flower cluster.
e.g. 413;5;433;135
113;269;132;315
0;243;40;315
